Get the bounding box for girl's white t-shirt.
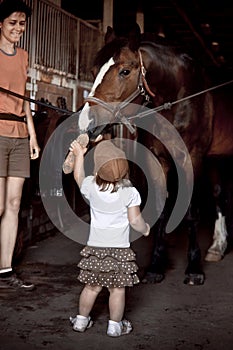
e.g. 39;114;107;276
80;176;141;248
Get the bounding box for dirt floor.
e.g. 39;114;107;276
0;222;233;350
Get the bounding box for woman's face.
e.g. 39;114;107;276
0;12;26;44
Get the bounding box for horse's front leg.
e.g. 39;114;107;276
184;202;205;285
141;152;170;284
142;207;169;284
204;159;228;262
205;209;227;262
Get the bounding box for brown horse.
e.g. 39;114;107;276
77;24;233;285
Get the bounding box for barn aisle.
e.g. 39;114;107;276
0;223;232;350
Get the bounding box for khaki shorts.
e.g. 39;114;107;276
0;136;30;178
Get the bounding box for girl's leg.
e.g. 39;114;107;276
108;287;125;322
79;284;102;317
0;177;25;268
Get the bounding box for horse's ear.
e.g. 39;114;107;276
128;23;141;51
105;26;116;44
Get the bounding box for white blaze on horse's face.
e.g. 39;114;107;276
78;57;115;132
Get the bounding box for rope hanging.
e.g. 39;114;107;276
0;79;233;119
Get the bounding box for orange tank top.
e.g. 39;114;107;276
0;47;29;138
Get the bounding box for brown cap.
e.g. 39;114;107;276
94;140;129;182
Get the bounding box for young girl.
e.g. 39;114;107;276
69;138;150;337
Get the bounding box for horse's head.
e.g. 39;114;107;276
78;25;147;138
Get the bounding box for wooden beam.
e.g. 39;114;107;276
171;0;220;66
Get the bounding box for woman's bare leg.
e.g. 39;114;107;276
108;287;125;322
0;177;6;217
0;176;25;269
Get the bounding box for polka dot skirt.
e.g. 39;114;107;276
77;246;140;288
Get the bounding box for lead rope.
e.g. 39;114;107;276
1;74;233;123
0;86;72;114
128;78;233;121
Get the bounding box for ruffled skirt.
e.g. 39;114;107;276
77;246;140;288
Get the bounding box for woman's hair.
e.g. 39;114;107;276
96;174;132;193
0;0;31;23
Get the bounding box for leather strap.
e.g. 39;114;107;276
0;113;26;123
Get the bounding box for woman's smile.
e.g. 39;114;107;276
1;12;26;45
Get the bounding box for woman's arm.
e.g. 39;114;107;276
128;206;150;236
24;101;40;159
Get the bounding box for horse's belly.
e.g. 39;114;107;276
207;96;233;156
208;130;233;156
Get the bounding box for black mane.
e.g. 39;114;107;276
93;37;129;69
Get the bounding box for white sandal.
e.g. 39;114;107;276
107;319;133;337
70;315;93;332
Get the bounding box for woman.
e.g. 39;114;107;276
0;0;40;290
69;138;150;337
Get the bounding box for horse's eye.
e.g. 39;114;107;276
119;69;130;77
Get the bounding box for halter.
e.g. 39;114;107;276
84;48;233;138
138;50;155;98
84;50;155;135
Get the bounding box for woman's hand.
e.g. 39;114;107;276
29;135;40;159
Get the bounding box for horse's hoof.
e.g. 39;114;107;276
205;251;222;262
183;273;204;286
141;272;164;284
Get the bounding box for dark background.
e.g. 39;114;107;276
61;0;233;76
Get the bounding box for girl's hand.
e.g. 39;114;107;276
69;140;87;157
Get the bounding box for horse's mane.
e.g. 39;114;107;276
141;38;193;67
141;38;208;93
141;32;195;63
93;37;129;69
94;31;195;71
